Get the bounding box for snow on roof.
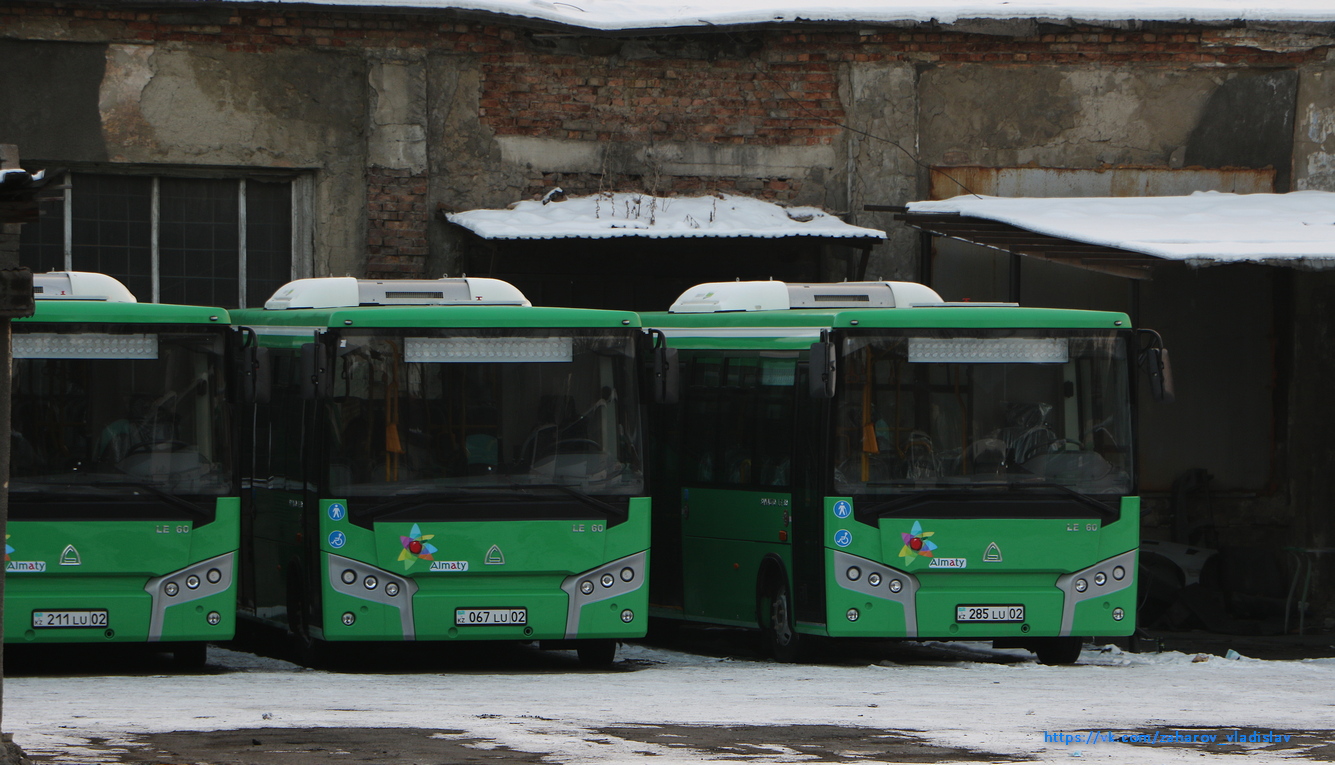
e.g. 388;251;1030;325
906;190;1335;267
446;192;886;241
246;0;1335;31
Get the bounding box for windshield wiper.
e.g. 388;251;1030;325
88;481;209;517
1003;468;1118;514
513;483;626;521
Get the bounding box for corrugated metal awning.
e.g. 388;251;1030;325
894;191;1335;279
446;192;886;243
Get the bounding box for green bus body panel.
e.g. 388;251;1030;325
649;305;1141;645
678;488;792;625
19;300;231;326
236;303;652;644
4;500;240;644
822;497;1138;639
315;499;650;642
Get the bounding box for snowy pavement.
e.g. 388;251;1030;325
6;639;1334;763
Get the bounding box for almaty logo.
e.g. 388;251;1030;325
4;534;12;562
398;524;438;571
899;521;937;563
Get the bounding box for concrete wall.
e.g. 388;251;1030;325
1295;58;1335;191
0;35;370;279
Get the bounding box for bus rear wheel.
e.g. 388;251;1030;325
170;642;208;670
759;578;806;663
576;639;617;668
1032;637;1084;665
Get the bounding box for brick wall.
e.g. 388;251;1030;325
365;166;429;278
1;2;1328;269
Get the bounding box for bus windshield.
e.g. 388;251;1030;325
10;329;233;497
325;329;644;498
833;330;1132;496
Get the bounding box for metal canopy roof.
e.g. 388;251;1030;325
887;191;1335;280
894;210;1161;280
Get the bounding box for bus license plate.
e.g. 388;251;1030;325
455;608;527;626
956;605;1024;623
32;610;109;629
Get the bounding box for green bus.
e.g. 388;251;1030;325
645;280;1166;664
7;272;241;666
232;277;653;665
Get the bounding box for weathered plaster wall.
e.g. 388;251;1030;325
842;61;918;281
1295;59;1335;191
917;66;1292;171
0;36;371;278
0;39;108;161
366;52;430;277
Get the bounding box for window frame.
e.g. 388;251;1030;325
23;166;313;308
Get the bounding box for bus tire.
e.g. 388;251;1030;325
171;642;208;670
759;576;806;663
1032;637;1084;665
576;639;617;668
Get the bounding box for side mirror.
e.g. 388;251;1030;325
243;345;272;404
1137;329;1175;404
644;330;679;404
228;327;272;404
300;341;331;400
808;339;837;399
656;346;679;404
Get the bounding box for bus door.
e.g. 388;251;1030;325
679;352;799;624
790;360;828;627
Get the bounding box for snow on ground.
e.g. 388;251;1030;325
8;641;1334;763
